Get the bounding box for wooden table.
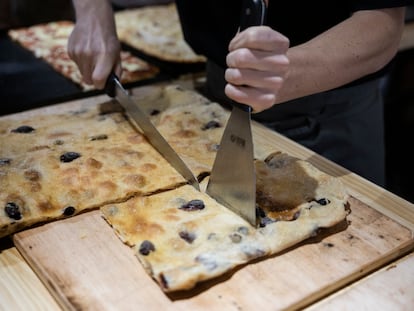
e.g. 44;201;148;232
1;81;413;310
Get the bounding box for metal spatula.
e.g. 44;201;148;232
206;0;266;226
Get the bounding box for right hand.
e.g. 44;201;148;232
67;3;122;89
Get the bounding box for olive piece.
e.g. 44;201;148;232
90;134;108;141
139;240;155;256
202;120;221;130
256;206;266;218
60;152;81;163
63;206;76;216
259;216;274;228
5;202;22;220
229;233;242;243
316;198;330;206
54;140;64;145
0;158;11;166
179;199;205;211
149;109;160;116
179;231;196;244
11;125;35;133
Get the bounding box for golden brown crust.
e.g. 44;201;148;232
101;153;349;292
0;103;185;238
115;4;206;63
1;84;349;292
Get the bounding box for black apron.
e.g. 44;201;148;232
204;61;385;186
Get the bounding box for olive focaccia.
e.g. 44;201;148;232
101;152;349;292
0;85;230;238
1;84;349;293
0;102;186;238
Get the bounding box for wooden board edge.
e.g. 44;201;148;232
12;234;73;311
290;239;414;311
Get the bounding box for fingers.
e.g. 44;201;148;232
226;49;289;74
229;26;289;53
224;84;277;112
91;51;122;89
67;23;121;89
225;26;290;112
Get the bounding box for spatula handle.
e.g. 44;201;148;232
104;71;118;98
239;0;266;31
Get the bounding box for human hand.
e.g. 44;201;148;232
225;26;290;112
67;3;122;89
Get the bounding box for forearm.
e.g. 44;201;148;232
71;0;113;20
276;7;406;104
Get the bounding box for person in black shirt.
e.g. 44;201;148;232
68;0;410;186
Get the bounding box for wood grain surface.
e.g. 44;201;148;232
306;252;414;311
13;196;413;311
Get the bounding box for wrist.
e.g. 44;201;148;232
72;0;114;22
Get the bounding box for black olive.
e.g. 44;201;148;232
202;120;221;130
237;226;249;235
259;216;274;227
179;231;196;244
0;158;11;166
5;202;22;220
316;198;330;206
60;152;81;163
179;199;205;211
54;140;64;145
63;206;76;216
256;206;266;218
90;134;108;141
229;233;242;243
149;109;160;116
11;125;35;133
139;240;155;255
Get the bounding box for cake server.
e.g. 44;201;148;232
206;0;266;226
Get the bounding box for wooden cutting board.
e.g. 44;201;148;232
306;252;414;310
14;196;413;311
6;83;414;310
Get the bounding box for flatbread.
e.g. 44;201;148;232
101;152;349;292
0;101;185;238
8;21;159;91
1;83;349;293
143;85;230;177
115;3;206;63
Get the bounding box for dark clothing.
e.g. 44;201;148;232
175;0;409;71
174;0;410;185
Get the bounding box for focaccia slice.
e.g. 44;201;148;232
115;3;206;63
131;85;230;177
101;152;349;292
0;103;185;238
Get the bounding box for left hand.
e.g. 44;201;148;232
225;26;290;113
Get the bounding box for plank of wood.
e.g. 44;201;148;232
0;245;61;311
14;196;414;311
306;253;414;310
